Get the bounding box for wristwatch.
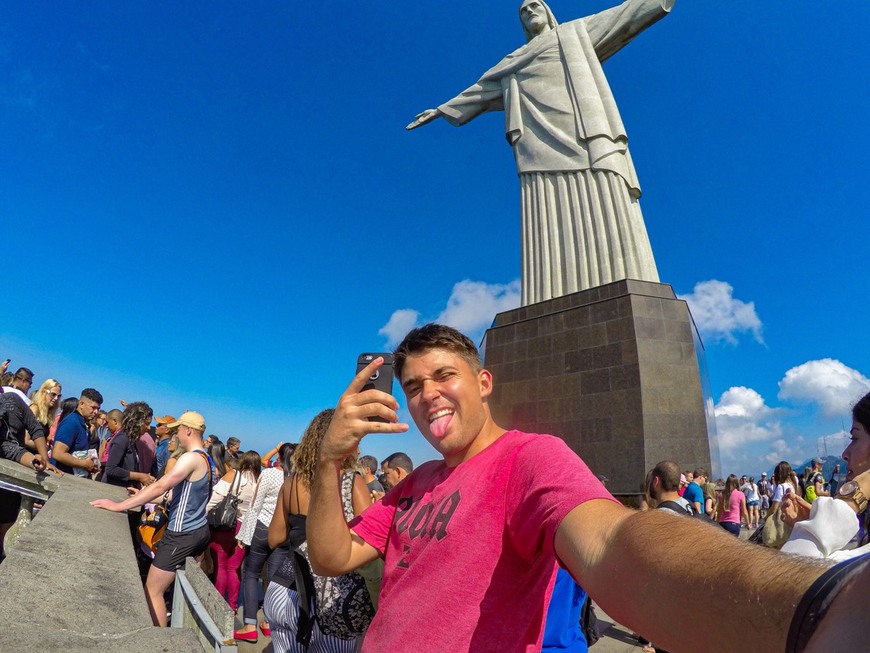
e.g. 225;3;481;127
836;480;868;513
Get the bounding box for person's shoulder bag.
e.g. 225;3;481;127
293;471;375;644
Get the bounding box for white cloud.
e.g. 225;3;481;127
714;386;782;453
379;279;521;347
678;280;763;345
435;280;521;334
815;428;850;459
378;309;420;348
778;359;870;417
764;439;793;465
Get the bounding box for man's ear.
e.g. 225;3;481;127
478;368;493;399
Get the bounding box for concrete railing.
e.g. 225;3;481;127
173;558;238;652
0;458;231;652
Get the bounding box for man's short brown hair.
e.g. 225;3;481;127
393;323;481;382
652;460;681;493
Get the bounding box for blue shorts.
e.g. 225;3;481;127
747;500;759;507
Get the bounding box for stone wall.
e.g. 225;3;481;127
0;458;203;652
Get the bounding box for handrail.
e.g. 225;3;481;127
0;477;51;500
172;560;238;653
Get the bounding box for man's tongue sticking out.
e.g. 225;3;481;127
429;410;453;439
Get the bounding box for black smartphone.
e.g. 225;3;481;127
357;353;395;394
357;353;395;423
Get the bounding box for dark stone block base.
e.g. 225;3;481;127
482;279;718;496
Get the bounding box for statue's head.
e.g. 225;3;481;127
519;0;558;42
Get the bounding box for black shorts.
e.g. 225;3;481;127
0;489;22;524
152;524;211;572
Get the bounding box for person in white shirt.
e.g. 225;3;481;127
2;367;34;407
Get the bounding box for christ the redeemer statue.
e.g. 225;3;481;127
407;0;674;305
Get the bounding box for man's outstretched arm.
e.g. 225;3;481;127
307;357;407;576
555;499;828;652
91;451;200;512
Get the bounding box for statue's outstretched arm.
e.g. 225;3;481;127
406;108;443;131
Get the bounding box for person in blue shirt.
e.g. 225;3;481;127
543;567;591;652
152;414;176;476
682;468;707;515
51;388;103;475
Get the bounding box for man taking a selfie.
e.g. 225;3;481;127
307;323;837;652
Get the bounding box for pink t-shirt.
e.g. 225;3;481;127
135;432;156;474
720;488;745;524
349;430;615;652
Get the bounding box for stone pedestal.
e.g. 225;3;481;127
482;279;719;496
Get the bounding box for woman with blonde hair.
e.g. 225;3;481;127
29;379;62;429
703;481;719;520
162;435;185;476
27;379;61;452
262;408;371;652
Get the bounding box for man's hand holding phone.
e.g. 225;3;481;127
320;356;409;465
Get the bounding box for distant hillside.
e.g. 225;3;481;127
762;454;846;484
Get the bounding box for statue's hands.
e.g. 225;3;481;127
406;109;441;130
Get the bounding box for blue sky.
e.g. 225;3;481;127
2;1;868;478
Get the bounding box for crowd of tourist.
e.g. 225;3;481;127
0;358;415;645
1;340;868;651
648;459;845;534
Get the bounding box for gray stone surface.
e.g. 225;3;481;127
483;279;718;495
1;623;202;653
0;459;206;652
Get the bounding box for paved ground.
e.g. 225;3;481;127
232;606;648;653
587;605;666;653
233;608;274;653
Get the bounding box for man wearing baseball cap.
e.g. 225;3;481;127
92;410;215;627
152;414;176;477
807;457;829;502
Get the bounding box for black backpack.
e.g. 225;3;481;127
580;594;601;647
658;500;715;524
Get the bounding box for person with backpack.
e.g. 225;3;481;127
648;460;693;516
263;409;372;652
91;411;215;627
805;458;829;503
681;469;707;515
